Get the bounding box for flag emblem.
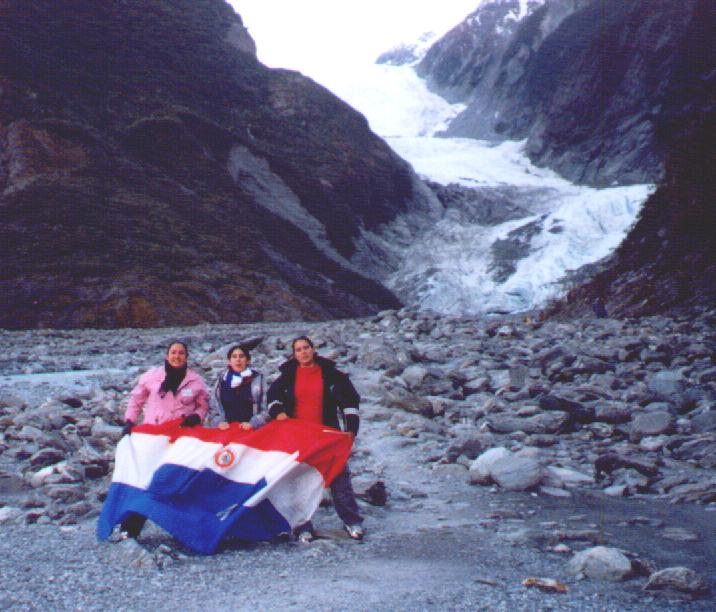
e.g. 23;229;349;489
214;447;236;468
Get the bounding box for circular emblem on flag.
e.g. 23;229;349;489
214;447;235;469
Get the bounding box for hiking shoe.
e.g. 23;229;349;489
296;530;315;543
109;530;131;543
343;524;364;540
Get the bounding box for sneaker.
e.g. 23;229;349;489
109;530;131;543
343;524;364;540
296;530;315;543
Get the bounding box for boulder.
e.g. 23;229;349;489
489;455;543;491
565;546;632;581
630;411;674;441
469;447;511;484
643;567;710;598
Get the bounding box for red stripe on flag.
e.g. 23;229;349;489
131;419;353;486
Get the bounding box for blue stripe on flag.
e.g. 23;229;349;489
97;465;291;554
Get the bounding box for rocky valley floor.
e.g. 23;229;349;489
1;311;715;610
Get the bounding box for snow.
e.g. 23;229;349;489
229;0;653;316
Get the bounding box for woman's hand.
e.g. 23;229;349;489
276;412;288;421
239;422;253;430
218;422;229;430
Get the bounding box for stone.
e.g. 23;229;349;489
691;409;716;433
630;411;674;441
29;447;66;468
647;370;685;399
487;412;568;435
662;527;699;542
565;546;632;581
539;395;594;423
544;466;594;488
490;455;543;491
594;402;631;424
0;506;23;524
469;447;511;484
643;567;710;597
401;365;429;390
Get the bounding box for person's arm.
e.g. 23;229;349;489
181;375;210;427
124;371;151;424
193;375;210;421
249;374;268;429
339;372;360;436
267;373;288;420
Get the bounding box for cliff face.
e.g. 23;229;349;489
419;0;709;186
0;0;434;329
548;0;716;317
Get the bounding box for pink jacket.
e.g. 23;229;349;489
124;366;209;425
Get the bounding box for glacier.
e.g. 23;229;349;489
231;0;653;316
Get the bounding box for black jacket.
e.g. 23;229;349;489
267;356;360;432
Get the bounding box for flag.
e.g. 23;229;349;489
97;419;353;554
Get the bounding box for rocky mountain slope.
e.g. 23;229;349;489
418;0;710;186
0;0;439;329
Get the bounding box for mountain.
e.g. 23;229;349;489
418;0;710;186
0;0;438;329
556;106;716;317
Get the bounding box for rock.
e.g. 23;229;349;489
602;484;627;497
29;447;66;468
490;455;543;491
0;506;23;524
469;447;511;484
668;479;716;504
662;527;699;542
358;480;387;506
639;435;669;451
508;364;530;390
630;411;674;441
691;409;716;433
401;365;429;390
487;412;568;435
90;418;123;440
647;370;685;399
543;466;594;488
643;567;710;598
539;395;594;423
565;546;633;581
539;486;571;498
593;402;631;424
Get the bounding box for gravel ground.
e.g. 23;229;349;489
1;322;714;611
1;394;712;611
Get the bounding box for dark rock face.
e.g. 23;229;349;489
419;0;709;186
554;108;716;317
0;0;434;329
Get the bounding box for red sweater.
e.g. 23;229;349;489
294;364;324;423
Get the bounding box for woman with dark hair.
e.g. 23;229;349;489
267;335;364;541
214;344;267;430
118;341;209;538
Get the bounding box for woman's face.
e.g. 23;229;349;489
228;349;249;372
166;343;188;368
293;339;315;367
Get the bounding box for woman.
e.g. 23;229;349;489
214;344;267;430
267;335;364;541
119;341;209;538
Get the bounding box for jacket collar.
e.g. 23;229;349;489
279;355;335;373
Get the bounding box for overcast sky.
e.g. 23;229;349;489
228;1;480;75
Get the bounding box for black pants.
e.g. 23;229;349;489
120;512;147;538
296;464;363;534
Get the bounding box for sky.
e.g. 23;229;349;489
228;1;481;76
